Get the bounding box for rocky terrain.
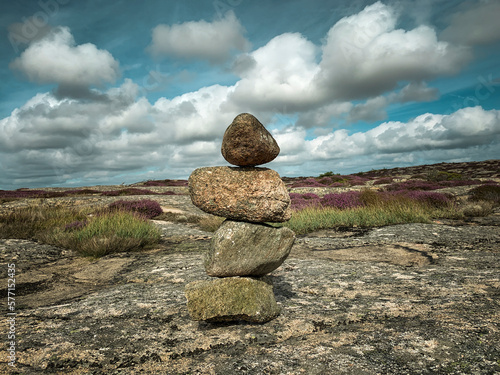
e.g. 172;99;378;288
1;160;499;374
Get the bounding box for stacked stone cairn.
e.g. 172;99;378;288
185;113;295;323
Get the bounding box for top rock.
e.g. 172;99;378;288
221;113;280;167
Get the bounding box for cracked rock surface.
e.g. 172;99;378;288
1;217;499;374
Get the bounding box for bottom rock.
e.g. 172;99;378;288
185;277;280;323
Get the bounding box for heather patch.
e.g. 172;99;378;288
385;180;443;191
143;179;188;187
388;190;451;208
106;199;163;219
101;188;158;196
320;191;364;209
289;193;321;210
0;189;66;199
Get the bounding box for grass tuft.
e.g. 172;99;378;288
0;204;162;258
44;210;161;257
283;191;460;235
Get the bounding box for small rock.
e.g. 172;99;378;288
188;166;292;222
205;220;295;277
185;277;280;323
221;113;280;166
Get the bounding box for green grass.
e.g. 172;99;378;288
0;204;162;257
281;197;462;235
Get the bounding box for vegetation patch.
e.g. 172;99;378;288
468;184;500;205
46;210;162;257
106;199;163;219
285;189;459;235
0;202;162;258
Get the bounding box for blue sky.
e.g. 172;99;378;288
0;0;499;189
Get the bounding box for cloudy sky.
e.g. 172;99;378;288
1;0;499;189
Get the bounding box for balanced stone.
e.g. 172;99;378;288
185;277;280;323
205;220;295;277
221;113;280;167
188;166;291;223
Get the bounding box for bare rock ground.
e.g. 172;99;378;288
1;215;499;374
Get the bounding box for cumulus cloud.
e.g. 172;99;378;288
348;96;389;123
148;11;250;63
441;1;500;46
2;2;497;189
229;32;320;111
228;2;469;115
303;106;500;161
0;79;239;188
10;27;119;90
390;81;439;103
315;1;472;100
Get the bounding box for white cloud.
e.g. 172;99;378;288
229;2;469;115
10;27;120;88
315;1;472;100
229;32;320;111
348;96;389;123
390;81;439;103
2;2;498;189
441;0;500;46
152;84;236;144
302;106;500;161
148;11;250;64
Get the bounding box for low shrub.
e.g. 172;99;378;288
107;199;163;219
143;179;188;187
385;180;442;191
373;177;394;185
101;188;157;196
390;190;451;208
290;178;327;188
320;191;364;209
0;190;66;199
64;189;100;195
461;201;494;217
426;169;463;182
289;193;320;210
468;184;500;205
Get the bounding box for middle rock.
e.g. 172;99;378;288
189;166;292;222
205;219;295;277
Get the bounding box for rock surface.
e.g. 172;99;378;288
188;166;291;222
1;219;499;374
205;220;295;277
221;113;280;167
185;276;280;323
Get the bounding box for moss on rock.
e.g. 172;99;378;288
185;277;280;323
